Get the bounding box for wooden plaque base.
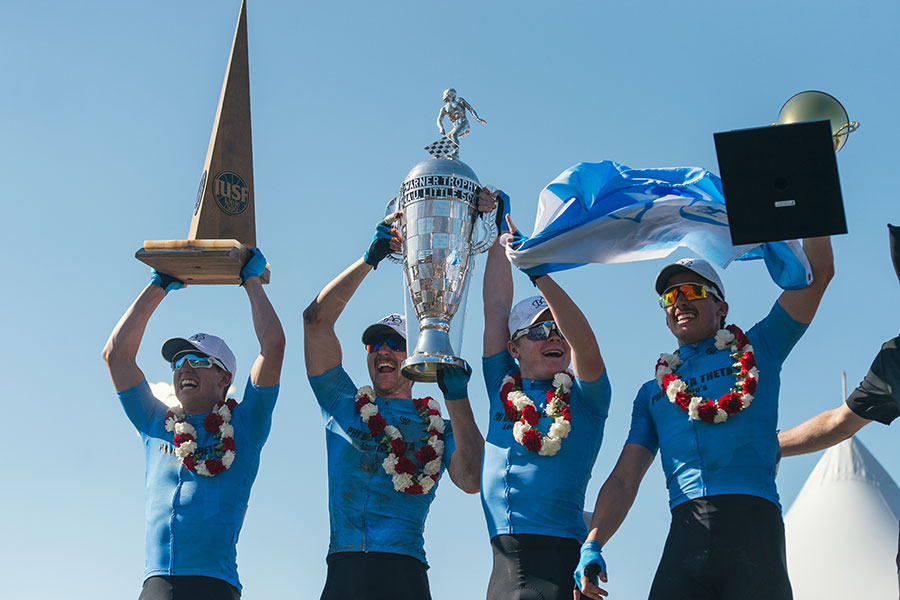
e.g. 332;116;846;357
135;239;270;285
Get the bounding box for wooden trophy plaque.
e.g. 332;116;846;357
136;0;270;285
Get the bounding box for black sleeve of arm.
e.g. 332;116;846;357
846;336;900;425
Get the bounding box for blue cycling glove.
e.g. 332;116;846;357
364;217;395;269
150;268;183;295
436;364;472;401
241;247;268;283
573;540;606;589
495;190;511;233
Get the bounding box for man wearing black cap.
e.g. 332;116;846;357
102;248;285;599
303;216;484;600
576;237;834;600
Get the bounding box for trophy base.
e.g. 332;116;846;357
401;354;470;383
135;239;270;285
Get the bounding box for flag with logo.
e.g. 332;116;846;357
504;161;811;289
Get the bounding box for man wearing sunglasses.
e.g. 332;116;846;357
479;191;611;600
576;239;833;600
303;213;484;600
102;248;285;600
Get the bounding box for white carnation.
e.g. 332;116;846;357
222;450;235;469
382;454;399;475
392;473;414;491
383;425;401;440
748;367;759;380
429;437;445;455
714;409;728;424
196;462;211;477
419;476;436;493
741;393;753;409
545;398;561;414
359;403;377;421
666;379;688;402
539;436;561;456
175;441;196;458
217;405;231;420
424;458;442;476
714;329;735;350
429;415;445;433
687;397;702;420
513;421;528;443
164;417;178;432
427;398;440;411
220;424;234;438
509;391;532;412
356;386;375;400
552;372;573;390
549;418;571;439
174;421;196;436
742;344;754;355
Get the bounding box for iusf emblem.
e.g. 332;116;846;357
213;170;250;216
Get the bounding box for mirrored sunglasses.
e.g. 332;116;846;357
512;321;565;342
365;338;406;353
659;283;721;308
171;352;226;371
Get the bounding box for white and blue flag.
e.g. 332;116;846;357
505;161;812;289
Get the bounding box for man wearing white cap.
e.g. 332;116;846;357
303;216;484;600
479;192;611;600
102;249;285;599
576;237;834;600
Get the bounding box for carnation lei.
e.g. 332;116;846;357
500;371;573;456
655;324;759;424
164;398;237;476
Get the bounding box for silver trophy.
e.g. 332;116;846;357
387;89;496;383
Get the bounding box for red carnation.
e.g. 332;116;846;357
546;389;555;402
428;409;440;416
522;405;541;426
165;410;176;420
416;445;438;464
406;483;424;495
696;400;719;424
356;398;369;411
726;325;749;348
561;406;571;420
221;437;236;451
719;392;743;415
743;376;757;395
661;373;676;389
203;413;224;432
431;473;440;481
390;438;407;456
205;459;226;475
740;352;756;375
522;429;542;452
367;413;387;436
225;398;238;411
500;382;514;398
182;455;197;471
504;403;519;421
675;392;691;410
396;455;417;474
173;432;194;445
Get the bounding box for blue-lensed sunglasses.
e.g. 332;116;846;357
171;352;226;371
365;338;406;353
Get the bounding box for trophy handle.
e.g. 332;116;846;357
383;197;403;265
469;205;498;255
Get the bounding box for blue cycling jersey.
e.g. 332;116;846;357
626;303;807;510
308;365;455;566
481;351;611;541
118;378;279;591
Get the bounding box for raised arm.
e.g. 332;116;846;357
482;189;513;357
461;98;486;124
240;249;285;388
303;215;401;376
777;236;834;324
102;271;182;392
576;443;655;599
437;366;484;494
532;274;605;383
778;402;869;457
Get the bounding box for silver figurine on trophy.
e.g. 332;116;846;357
385;89;496;382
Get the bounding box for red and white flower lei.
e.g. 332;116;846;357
655;324;759;424
499;371;573;456
164;398;237;476
355;386;445;495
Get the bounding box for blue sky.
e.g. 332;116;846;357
3;1;898;598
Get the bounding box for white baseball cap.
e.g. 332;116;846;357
361;313;407;345
161;332;237;375
654;258;725;300
508;296;552;338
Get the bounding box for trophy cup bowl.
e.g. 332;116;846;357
776;90;859;152
397;156;495;382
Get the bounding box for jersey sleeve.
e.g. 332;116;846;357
624;382;659;455
576;370;612;421
118;379;166;434
482;351;517;398
308;364;358;414
235;377;280;448
749;302;809;365
846;336;900;425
